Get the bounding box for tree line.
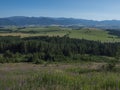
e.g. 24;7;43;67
0;36;120;63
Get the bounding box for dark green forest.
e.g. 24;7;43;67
0;36;120;63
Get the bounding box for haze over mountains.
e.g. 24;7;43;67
0;16;120;29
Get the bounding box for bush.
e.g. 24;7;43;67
101;60;117;71
106;62;116;71
3;50;14;58
34;59;45;64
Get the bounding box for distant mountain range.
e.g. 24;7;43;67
1;16;120;29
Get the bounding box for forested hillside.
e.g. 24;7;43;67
0;36;120;63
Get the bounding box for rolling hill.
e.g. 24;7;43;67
0;26;120;42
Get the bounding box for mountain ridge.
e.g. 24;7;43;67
0;16;120;29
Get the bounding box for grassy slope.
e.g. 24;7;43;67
69;28;120;42
0;63;120;90
0;27;120;42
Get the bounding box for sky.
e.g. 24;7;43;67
0;0;120;20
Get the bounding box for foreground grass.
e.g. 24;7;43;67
0;62;120;90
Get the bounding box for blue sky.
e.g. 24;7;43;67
0;0;120;20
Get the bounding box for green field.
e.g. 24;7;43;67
1;26;120;42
